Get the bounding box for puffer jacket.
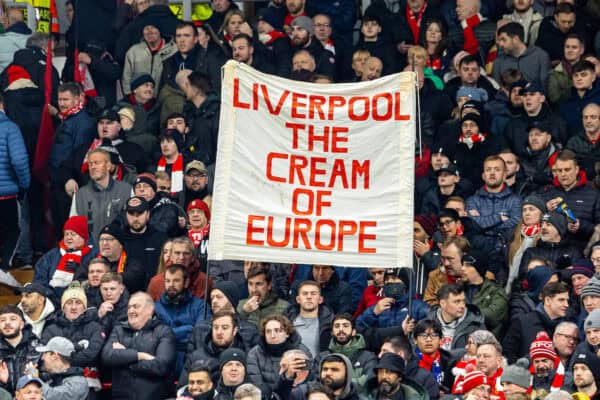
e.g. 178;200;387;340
121;39;177;96
466;185;522;238
155;290;208;353
284;304;334;352
518;239;582;278
547;62;573;105
566;130;600;180
0;111;29;195
0;325;40;393
469;279;508;336
48;110;95;180
541;172;600;246
246;332;312;393
101;316;176;400
180;328;250;387
41;309;105;368
519;143;557;194
96;290;129;334
356;290;429;329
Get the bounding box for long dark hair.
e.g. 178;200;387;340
419;19;448;60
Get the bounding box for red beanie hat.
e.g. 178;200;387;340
461;370;489;394
529;331;557;361
187;199;211;221
63;216;89;243
7;65;31;85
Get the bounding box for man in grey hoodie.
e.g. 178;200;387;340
492;22;550;85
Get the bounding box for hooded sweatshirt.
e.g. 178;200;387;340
18;299;55;338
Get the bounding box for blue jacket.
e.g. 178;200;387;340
155;290;208;351
48;110;95;179
466;186;522;238
355;292;429;329
33;245;97;299
0;112;29;196
292;265;367;309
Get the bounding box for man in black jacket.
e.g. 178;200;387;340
181;310;252;387
118;196;168;286
0;305;40;395
290;17;336;78
180;72;221;166
41;282;105;392
503;281;571;363
379;335;440;400
101;291;176;400
566;103;600;180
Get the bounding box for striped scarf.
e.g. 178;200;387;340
50;241;92;288
157;154;184;194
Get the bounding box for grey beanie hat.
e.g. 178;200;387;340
500;358;531;389
584;309;600;331
523;195;546;214
581;273;600;300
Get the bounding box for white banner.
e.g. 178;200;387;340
208;61;416;268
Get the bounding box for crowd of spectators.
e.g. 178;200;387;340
1;0;600;399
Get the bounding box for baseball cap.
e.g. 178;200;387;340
35;337;75;357
185;160;208;175
98;108;120;123
522;81;545;95
16;375;43;390
126;196;149;213
436;163;459;177
16;282;50;297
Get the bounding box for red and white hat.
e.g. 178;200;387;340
461;370;489;394
529;331;557;361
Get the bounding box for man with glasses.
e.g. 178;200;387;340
289;16;335;78
553;322;579;368
182;160;212;210
413;319;458;393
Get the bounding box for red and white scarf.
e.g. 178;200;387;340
74;49;97;98
49;241;92;288
461;14;483;55
406;1;427;44
157;154;184;194
188;224;210;248
522;223;540;238
259;30;288;45
459;132;487;149
58;102;85;121
323;38;335;55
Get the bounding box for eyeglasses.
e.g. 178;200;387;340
591;257;600;264
98;237;116;243
556;332;579;343
439;219;456;227
416;333;440;339
314;23;331;28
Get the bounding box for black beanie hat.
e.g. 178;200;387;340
212;281;240;309
219;348;247;371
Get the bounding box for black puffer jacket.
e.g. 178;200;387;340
566;130;600;180
41;309;105;368
0;325;40;393
97;290;130;334
247;332;312;393
180;325;252;387
101;316;176;400
518;239;582;278
2;84;44;161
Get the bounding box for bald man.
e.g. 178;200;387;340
566;102;600;179
361;57;382;81
0;8;32;72
101;292;176;399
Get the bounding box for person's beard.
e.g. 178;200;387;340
2;328;20;340
380;380;399;395
323;376;345;391
334;333;352;346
